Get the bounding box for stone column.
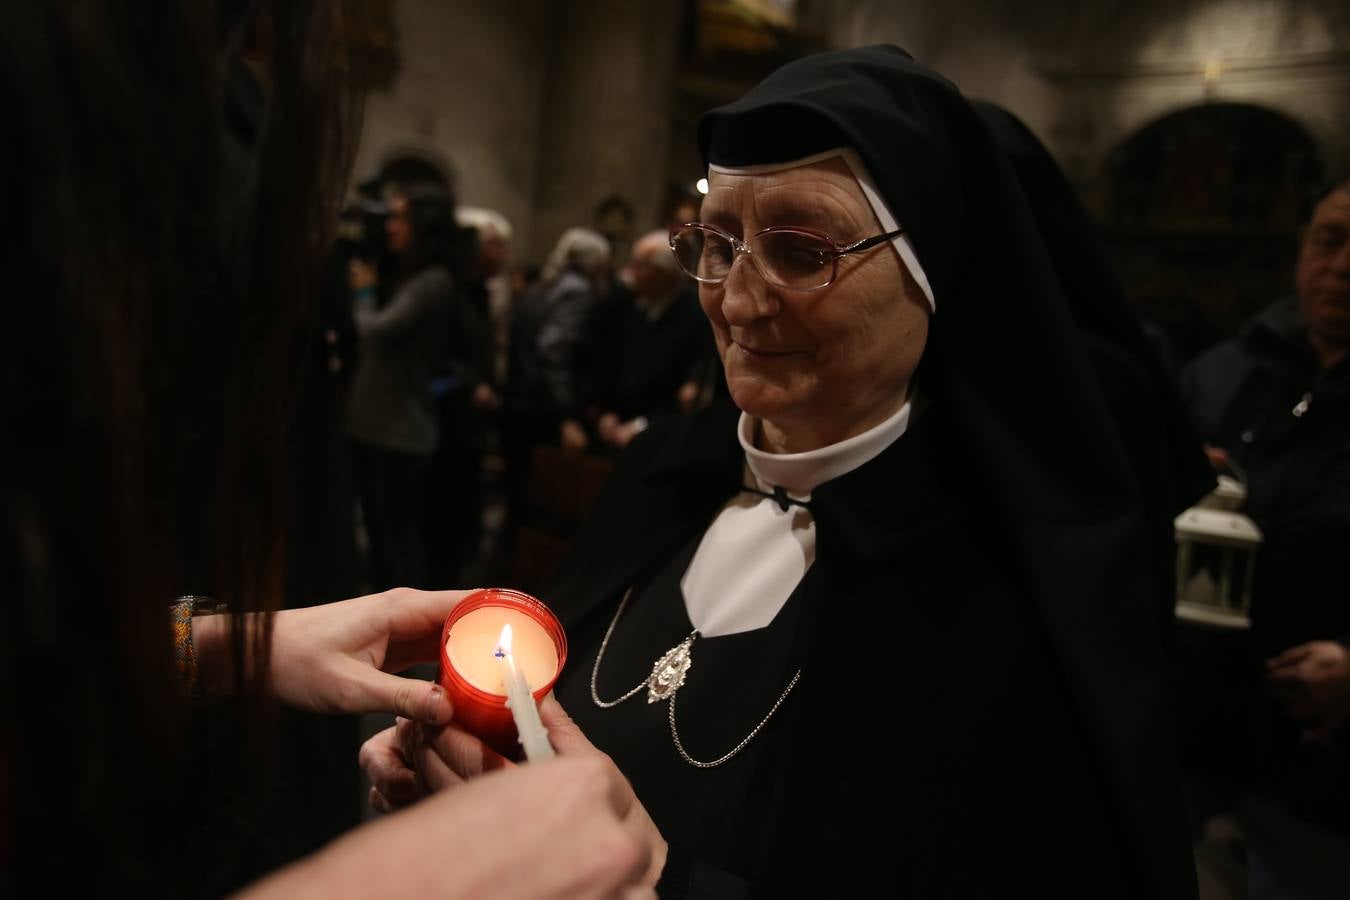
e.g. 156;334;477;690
527;0;682;264
354;0;556;250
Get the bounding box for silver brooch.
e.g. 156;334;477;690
591;586;802;767
647;634;696;703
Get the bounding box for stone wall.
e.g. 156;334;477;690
353;0;555;257
527;0;682;264
831;0;1350;192
353;0;1349;277
353;0;680;265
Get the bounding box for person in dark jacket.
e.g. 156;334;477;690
594;229;713;451
1179;175;1350;897
346;186;459;590
424;209;506;586
499;226;611;551
368;46;1197;899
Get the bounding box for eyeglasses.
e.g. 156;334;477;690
668;222;906;292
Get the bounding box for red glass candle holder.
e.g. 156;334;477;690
438;587;568;758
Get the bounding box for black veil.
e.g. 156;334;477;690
699;45;1195;897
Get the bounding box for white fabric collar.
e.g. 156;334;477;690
708;147;935;311
737;398;913;497
681;396;912;637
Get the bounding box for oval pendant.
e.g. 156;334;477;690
647;634;695;703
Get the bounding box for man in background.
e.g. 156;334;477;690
594;229;711;450
1180;176;1350;897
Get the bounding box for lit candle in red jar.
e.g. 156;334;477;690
439;588;567;758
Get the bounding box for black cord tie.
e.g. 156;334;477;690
740;484;811;512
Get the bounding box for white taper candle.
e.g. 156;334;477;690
495;624;555;761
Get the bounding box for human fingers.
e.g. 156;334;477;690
538;695;668;884
539;692;599;755
368;786;392;815
274;758;650;899
358;726;427;811
332;657;454;724
406;719;510;788
497;757;654;898
377;587;472;645
392;717;462;793
538;695;638;817
1267;643;1315;670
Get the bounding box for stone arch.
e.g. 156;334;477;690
1088;102;1333;357
1102;102;1325;230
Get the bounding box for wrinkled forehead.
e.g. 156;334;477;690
704;147;936;310
704;156;870;228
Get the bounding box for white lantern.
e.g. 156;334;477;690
1174;475;1262;630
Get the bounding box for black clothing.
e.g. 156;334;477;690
600;284;710;421
500;268;603;551
426;277;497;585
1179;300;1350;832
975;102;1215;630
1181;300;1350;658
552;399;1186;897
504;269;600;422
557;528;806;872
689;45;1195;896
974;101;1210;500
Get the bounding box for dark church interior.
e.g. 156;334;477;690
5;0;1350;897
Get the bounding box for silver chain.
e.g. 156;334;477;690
590;587;652;708
590;586;803;768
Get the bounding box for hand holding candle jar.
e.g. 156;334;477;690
439;588;567;758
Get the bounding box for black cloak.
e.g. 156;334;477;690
551;45;1197;898
971;100;1215;629
700;44;1195;896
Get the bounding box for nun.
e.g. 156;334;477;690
369;45;1197;898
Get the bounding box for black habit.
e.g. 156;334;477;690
546;45;1196;899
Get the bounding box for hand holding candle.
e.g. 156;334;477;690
438;588;567;758
495;624;556;761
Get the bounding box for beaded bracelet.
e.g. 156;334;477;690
169;595;218;696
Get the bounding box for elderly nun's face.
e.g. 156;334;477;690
698;157;930;451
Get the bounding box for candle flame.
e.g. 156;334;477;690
496;623;513;657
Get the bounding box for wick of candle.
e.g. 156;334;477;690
493;624;554;762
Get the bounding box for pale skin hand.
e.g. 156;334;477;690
348;259;378;292
560;418;589;452
676;380;699;413
358;716;510;812
193;588;468;723
613;422;642;448
597;412;622;445
471;382;500;411
239;756;655;900
1266;640;1350;744
361;694;669;888
597;413;642;448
